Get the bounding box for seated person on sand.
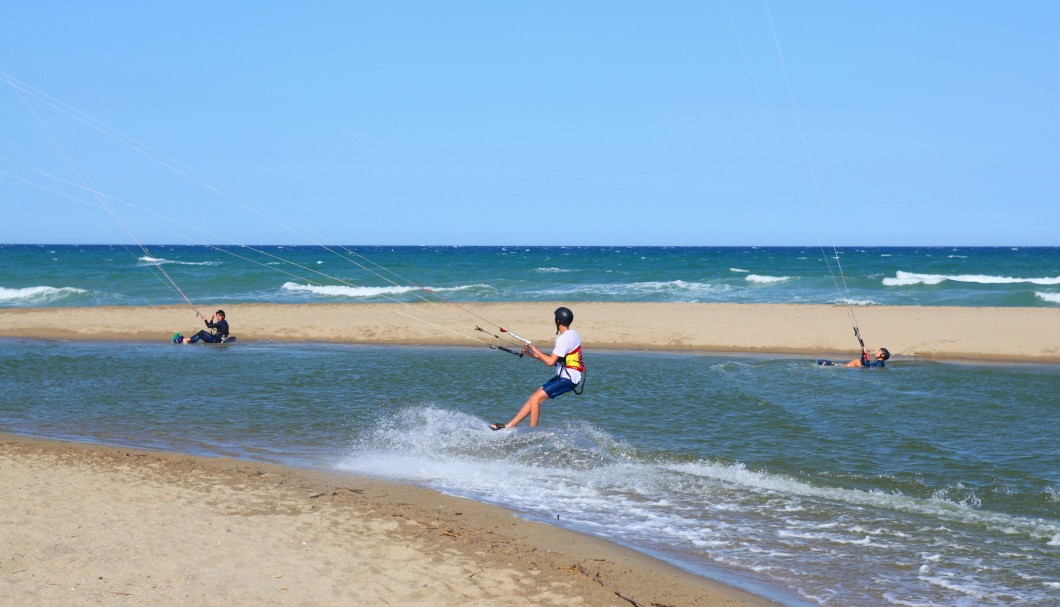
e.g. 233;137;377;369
175;309;230;344
818;346;890;368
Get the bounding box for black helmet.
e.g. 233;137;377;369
554;306;574;326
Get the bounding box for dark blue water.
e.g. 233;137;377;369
3;244;1059;308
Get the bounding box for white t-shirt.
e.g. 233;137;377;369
551;329;583;385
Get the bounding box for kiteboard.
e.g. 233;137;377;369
171;333;236;344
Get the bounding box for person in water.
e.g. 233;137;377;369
849;346;890;368
490;306;585;430
181;309;230;344
818;346;890;368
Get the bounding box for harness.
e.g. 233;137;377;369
560;345;587;394
563;345;585;372
208;319;229;340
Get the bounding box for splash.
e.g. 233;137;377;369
329;404;1060;607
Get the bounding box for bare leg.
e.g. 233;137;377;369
505;388;549;428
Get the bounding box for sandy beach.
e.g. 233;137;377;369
1;302;1058;363
1;434;777;607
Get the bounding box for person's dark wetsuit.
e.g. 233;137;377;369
188;317;229;344
858;352;885;368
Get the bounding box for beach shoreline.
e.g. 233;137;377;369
1;302;1057;363
1;432;782;607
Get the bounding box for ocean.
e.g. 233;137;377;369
2;244;1059;606
2;244;1059;308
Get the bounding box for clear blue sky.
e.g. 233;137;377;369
1;2;1057;246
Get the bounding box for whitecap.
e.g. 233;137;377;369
746;274;790;284
282;282;488;298
1035;292;1060;304
138;256;215;266
283;282;415;298
835;297;879;307
0;285;88;304
883;270;1060;287
539;280;733;301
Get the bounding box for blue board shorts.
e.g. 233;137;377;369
541;376;577;399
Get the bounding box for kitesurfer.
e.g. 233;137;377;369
490;306;584;429
818;345;890;368
182;309;230;344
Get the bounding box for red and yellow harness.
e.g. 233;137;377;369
563;345;585;372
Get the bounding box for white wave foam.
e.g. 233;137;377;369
283;282;418;298
332;405;1059;607
282;282;487;298
348;408;1059;546
835;297;880;306
918;573;995;603
746;274;790;284
1035;292;1060;304
0;285;87;304
547;280;734;300
884;270;1060;287
138;256;214;266
535;267;573;273
664;459;1058;541
730;267;750;273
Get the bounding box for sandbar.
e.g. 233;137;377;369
1;302;1057;363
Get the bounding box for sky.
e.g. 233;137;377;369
1;2;1057;247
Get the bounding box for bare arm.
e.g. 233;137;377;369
523;344;560;366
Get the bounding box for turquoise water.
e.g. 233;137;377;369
2;244;1059;308
1;339;1057;607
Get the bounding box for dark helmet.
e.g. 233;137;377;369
554;306;574;326
879;347;891;360
215;309;225;318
